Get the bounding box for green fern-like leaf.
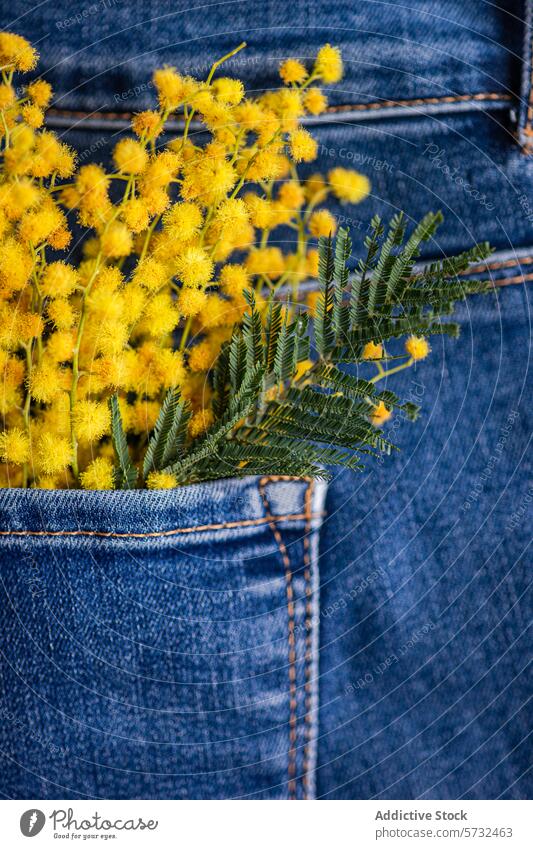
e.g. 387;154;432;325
143;388;191;479
109;394;138;490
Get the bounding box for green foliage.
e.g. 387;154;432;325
108;395;138;490
111;213;493;488
142;388;190;480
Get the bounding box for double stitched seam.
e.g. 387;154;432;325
489;270;533;285
258;475;302;800
324;92;510;114
46;93;510;126
460;256;533;283
522;7;533;151
0;510;324;540
301;478;314;799
463;255;533;273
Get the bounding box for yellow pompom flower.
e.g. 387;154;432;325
18;202;63;245
189;408;215;437
370;401;392;427
100;222;133;258
303;87;327;115
132;110;162;139
0;83;15;108
304;172;328;201
133;257;168;291
35;433;71;475
305;249;320;278
46;331;74;362
0;32;38;72
29;362;62;403
213;77;244;105
279;58;308;85
4;178;40;220
198;296;231;329
175;245;214;287
278;181;305;209
306;290;321;316
55;144;77;179
212;198;249;236
329;167;371;204
244;193;277;229
74;400;110;444
245;247;285;279
153;66;185;110
146;470;177;489
308;208;337;237
362;341;384;360
0;237;33;294
113;138;149;175
162;202;203;241
27;79;53;107
18;311;45;342
80;457;115;490
219;263;249;298
181;156;236;206
405;335;431;361
21;103;44;128
47;298;76;330
178;286;208;317
41;261;78;298
188;339;217;372
315;43;343;83
289;128;318;163
0;428;30;465
142;293;180;337
121;197;150;233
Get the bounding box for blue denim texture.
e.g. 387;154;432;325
0;477;327;799
0;0;531;799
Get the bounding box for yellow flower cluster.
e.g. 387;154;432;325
0;33;370;489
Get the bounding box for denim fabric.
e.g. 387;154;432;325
317;284;532;799
0;0;531;800
0;477;327;799
1;1;524;111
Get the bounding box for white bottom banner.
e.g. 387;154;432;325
1;799;531;848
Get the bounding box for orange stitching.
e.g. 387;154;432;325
325;92;510;114
489;271;533;285
0;510;324;540
259;475;299;800
462;256;533;274
520;13;533;152
301;479;314;799
524;31;533;135
46;93;510;126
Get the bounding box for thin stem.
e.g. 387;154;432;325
139;213;161;263
21;344;33;488
179;315;193;352
69;252;103;480
206;42;247;85
369;358;414;384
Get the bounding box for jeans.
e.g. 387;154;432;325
0;0;531;799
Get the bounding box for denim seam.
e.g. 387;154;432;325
466;256;533;273
485;271;533;285
258;475;301;801
301;478;314;800
521;0;533;150
0;510;324;539
45;92;511;127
